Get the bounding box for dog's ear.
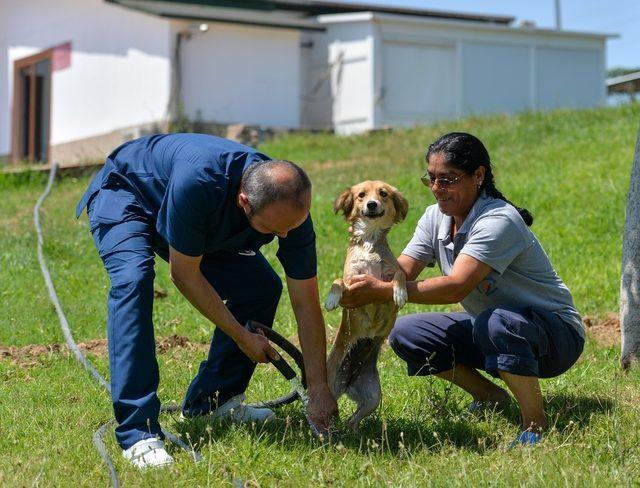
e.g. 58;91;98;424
334;187;354;218
392;188;409;222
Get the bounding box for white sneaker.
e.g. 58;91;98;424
122;437;174;468
211;393;276;424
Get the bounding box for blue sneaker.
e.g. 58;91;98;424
509;430;542;448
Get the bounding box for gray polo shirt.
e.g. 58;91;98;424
402;193;584;338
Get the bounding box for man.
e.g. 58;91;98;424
76;133;337;468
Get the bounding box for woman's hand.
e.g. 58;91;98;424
339;274;392;308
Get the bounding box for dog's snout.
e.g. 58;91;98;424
366;200;378;210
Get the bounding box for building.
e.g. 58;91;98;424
0;0;614;164
607;71;640;102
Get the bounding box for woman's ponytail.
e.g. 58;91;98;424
482;166;533;226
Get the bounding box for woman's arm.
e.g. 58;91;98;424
405;254;492;304
341;253;493;308
397;254;425;281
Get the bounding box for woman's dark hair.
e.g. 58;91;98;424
426;132;533;226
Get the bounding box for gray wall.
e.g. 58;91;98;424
462;42;531;115
461;41;605;116
536;47;603;109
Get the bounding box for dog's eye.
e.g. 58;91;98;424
358;191;366;198
379;190;388;198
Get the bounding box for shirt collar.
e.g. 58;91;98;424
437;214;453;243
437;191;492;242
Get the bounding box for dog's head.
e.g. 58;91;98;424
334;180;408;232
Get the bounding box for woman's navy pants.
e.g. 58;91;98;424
389;307;584;379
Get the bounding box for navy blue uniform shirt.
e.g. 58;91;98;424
76;133;317;280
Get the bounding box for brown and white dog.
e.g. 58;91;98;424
324;180;409;430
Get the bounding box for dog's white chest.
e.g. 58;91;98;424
348;246;383;279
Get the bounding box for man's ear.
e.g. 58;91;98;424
334;187;354;219
392;188;409;223
238;192;251;214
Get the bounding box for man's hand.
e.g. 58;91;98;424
286;275;338;431
340;274;392;308
306;385;338;432
237;330;280;364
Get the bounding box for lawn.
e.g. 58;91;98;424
1;104;640;486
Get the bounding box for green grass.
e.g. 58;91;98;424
1;104;640;486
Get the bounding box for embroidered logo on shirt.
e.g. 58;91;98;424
238;250;256;256
477;277;498;296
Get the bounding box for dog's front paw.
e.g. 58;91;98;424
393;286;408;308
324;289;342;311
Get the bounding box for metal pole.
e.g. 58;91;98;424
555;0;562;30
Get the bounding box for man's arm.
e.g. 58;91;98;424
168;246;278;363
287;275;338;429
341;253;493;308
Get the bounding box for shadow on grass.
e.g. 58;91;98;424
545;392;616;430
168;392;616;457
170;406;497;456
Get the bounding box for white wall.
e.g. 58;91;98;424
377;15;607;124
180;22;300;128
0;6;8;157
1;0;171;155
393;16;606;120
318;13;607;134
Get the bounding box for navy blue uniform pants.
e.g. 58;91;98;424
88;188;282;449
389;307;584;379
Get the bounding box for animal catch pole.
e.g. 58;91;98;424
621;123;640;369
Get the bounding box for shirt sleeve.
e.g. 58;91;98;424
401;207;437;267
459;214;531;274
156;168;218;257
276;214;317;280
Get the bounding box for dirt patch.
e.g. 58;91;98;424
157;334;207;353
0;334;209;367
583;313;621;348
1;315;622;367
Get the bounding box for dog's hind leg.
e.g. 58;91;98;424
346;369;381;431
344;337;384;431
327;309;350;399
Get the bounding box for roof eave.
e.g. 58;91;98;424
317;11;617;40
107;0;325;31
274;0;514;25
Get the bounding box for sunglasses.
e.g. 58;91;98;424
420;172;464;189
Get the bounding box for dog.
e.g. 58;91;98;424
324;180;409;430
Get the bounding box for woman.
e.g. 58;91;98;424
340;132;584;446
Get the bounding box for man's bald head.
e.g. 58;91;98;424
240;160;312;216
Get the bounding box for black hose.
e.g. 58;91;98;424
245;320;307;409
